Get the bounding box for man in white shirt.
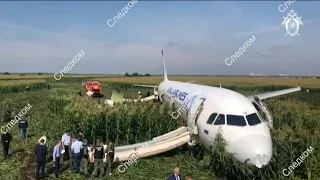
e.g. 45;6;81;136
61;130;71;161
71;136;83;173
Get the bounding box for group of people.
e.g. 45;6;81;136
34;130;115;179
2;118;195;180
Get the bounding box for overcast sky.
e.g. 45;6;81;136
0;1;319;75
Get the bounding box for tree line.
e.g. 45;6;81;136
124;72;151;77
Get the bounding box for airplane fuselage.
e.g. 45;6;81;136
158;80;273;168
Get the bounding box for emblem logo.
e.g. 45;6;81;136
281;10;303;37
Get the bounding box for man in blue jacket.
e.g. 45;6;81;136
18;118;28;140
168;167;182;180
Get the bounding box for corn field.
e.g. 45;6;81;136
0;77;319;180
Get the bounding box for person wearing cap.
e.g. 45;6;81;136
80;139;89;176
38;135;47;146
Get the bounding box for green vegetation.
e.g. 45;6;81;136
0;76;319;180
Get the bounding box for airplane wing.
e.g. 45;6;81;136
133;84;157;88
247;85;301;100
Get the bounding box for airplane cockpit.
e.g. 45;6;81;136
206;112;263;127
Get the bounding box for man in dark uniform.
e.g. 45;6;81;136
106;140;115;176
93;140;105;177
34;139;48;179
80;139;89;176
18;118;28;140
1;130;12;159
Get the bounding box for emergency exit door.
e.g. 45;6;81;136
187;97;206;145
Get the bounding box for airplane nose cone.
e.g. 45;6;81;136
232;135;272;168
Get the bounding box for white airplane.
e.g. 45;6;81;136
133;50;301;168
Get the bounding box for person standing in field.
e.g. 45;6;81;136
69;136;75;170
18;117;28;140
35;139;48;179
71;136;83;173
1;130;12;159
80;139;89;176
168;167;182;180
137;91;142;101
38;135;47;145
105;140;115;176
53;139;63;178
61;130;71;161
79;131;85;142
93;139;105;178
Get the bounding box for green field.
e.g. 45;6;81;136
0;75;319;180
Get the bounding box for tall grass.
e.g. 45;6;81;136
0;80;319;179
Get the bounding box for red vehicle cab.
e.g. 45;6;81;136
83;81;103;97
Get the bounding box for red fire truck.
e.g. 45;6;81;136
82;81;103;97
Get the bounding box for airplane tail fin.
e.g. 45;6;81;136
162;50;168;81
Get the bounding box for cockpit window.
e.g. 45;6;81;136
206;113;218;124
246;113;262;126
213;114;225;125
226;115;247;126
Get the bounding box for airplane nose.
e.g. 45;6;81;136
232;135;272;168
